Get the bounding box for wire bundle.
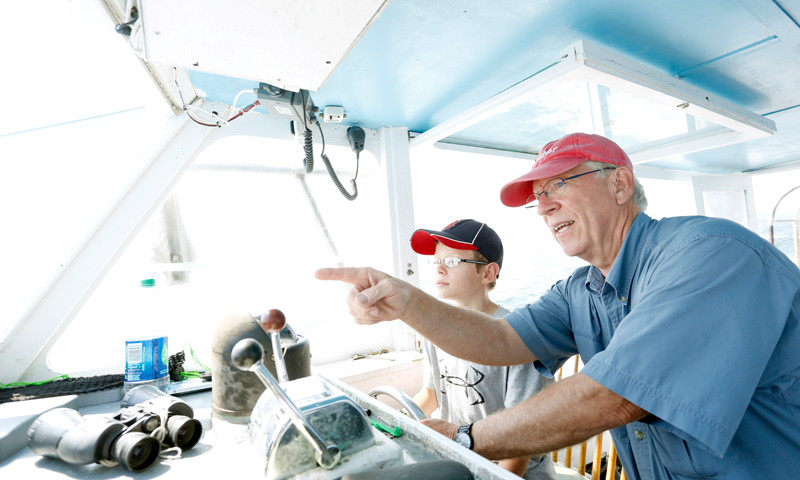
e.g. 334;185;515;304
123;0;144;58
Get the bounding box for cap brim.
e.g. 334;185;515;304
499;156;587;207
410;229;478;255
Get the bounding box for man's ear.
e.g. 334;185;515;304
482;263;500;284
612;167;635;205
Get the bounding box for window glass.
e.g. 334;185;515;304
752;171;800;264
0;0;174;340
0;106;174;344
410;146;587;310
442;80;729;159
703;190;749;228
636;177;696;220
49;136;394;373
409;149;709;309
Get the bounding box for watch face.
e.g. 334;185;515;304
454;432;473;450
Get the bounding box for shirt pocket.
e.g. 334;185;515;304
573;301;606;356
650;428;740;479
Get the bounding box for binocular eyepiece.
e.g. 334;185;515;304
27;385;203;472
116;385;202;451
27;408;161;472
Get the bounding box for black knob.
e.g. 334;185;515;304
231;339;263;371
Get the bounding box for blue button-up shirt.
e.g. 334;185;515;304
506;213;800;480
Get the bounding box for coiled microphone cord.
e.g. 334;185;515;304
317;122;357;200
303;128;314;173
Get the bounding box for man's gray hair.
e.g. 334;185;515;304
583;161;648;211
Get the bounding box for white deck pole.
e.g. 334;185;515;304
378;127;419;352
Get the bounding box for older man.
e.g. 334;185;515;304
315;133;800;480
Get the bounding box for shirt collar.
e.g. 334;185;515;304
586;266;605;293
586;212;652;303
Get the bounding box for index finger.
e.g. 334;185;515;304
314;267;362;283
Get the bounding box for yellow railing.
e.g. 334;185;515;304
551;357;628;480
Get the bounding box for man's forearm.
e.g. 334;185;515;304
472;373;647;459
402;288;535;366
314;267;535;366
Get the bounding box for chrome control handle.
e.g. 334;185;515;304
231;338;341;469
368;386;427;421
270;332;289;383
261;310;290;383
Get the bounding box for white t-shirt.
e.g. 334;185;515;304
422;305;557;480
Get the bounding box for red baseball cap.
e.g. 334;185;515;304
499;133;633;207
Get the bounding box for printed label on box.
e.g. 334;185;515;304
125;337;168;382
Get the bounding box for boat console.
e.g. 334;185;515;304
233;337;402;479
4;311;522;480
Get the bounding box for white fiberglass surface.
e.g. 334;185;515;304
442;81;723;156
49;136;394;373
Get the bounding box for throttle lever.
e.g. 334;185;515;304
231;338;341;470
261;309;289;383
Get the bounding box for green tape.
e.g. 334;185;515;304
369;418;402;437
0;374;71;389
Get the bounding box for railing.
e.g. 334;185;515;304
550;356;627;480
768;185;800;266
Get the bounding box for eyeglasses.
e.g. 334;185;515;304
524;167;616;208
427;256;489;269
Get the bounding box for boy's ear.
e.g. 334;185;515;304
482;263;500;284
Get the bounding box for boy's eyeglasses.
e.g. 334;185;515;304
427;256;489;269
524;167;616;208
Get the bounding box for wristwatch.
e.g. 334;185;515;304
454;423;474;450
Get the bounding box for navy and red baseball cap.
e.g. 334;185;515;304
410;219;503;271
500;133;633;207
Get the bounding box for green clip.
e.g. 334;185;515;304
369;418;402;437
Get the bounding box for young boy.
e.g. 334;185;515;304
409;219;556;480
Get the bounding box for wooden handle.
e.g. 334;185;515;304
261;309;286;333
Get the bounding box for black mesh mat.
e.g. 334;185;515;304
0;374;123;404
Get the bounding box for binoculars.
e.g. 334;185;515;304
27;385;203;472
